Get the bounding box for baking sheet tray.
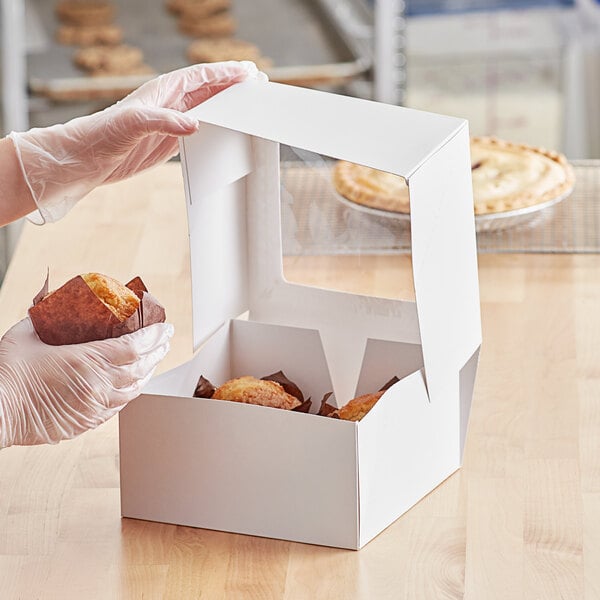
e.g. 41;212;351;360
280;160;600;255
27;0;371;101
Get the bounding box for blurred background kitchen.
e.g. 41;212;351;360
1;0;599;279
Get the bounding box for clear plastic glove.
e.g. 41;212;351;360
0;318;173;448
9;60;266;224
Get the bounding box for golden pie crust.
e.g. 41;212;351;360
334;161;410;213
333;137;575;216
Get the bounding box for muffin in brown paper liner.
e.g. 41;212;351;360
321;376;401;421
330;391;384;422
29;272;166;346
194;370;311;412
193;371;400;420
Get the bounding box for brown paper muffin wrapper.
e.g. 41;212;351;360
317;392;338;417
29;273;166;346
194;370;312;412
194;375;216;399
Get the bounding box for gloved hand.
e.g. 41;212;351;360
0;318;173;448
8;60;266;224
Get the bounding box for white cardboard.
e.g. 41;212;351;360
119;80;481;550
120;319;360;549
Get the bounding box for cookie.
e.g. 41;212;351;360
91;64;156;77
186;38;272;69
178;12;237;37
167;0;230;16
55;0;115;26
74;44;144;73
56;23;123;46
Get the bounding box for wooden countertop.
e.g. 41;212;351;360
1;163;599;599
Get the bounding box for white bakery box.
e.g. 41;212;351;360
119;80;481;550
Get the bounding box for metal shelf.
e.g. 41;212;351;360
280;160;600;255
26;0;374;101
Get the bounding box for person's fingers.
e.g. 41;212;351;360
108;105;199;148
131;323;175;353
100;61;268;157
103;134;180;183
127;340;170;381
88;323;174;366
179;59;256;84
108;341;170;390
177;61;265;111
0;317;35;346
134;136;181;172
105;367;157;410
141;60;263;112
181;81;241;110
140;106;200;135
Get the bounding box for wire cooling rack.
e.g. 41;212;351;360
280;160;600;255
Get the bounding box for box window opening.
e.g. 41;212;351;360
280;145;416;302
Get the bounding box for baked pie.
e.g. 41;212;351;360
333;136;575;216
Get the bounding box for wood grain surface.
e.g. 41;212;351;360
0;163;599;599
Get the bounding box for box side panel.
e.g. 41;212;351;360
230;319;334;409
354;338;424;397
119;395;359;549
459;346;480;462
180;123;251;200
245;136;285;302
250;287;423;406
408;125;482;404
357;370;460;547
181;123;252;350
145;322;232;397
